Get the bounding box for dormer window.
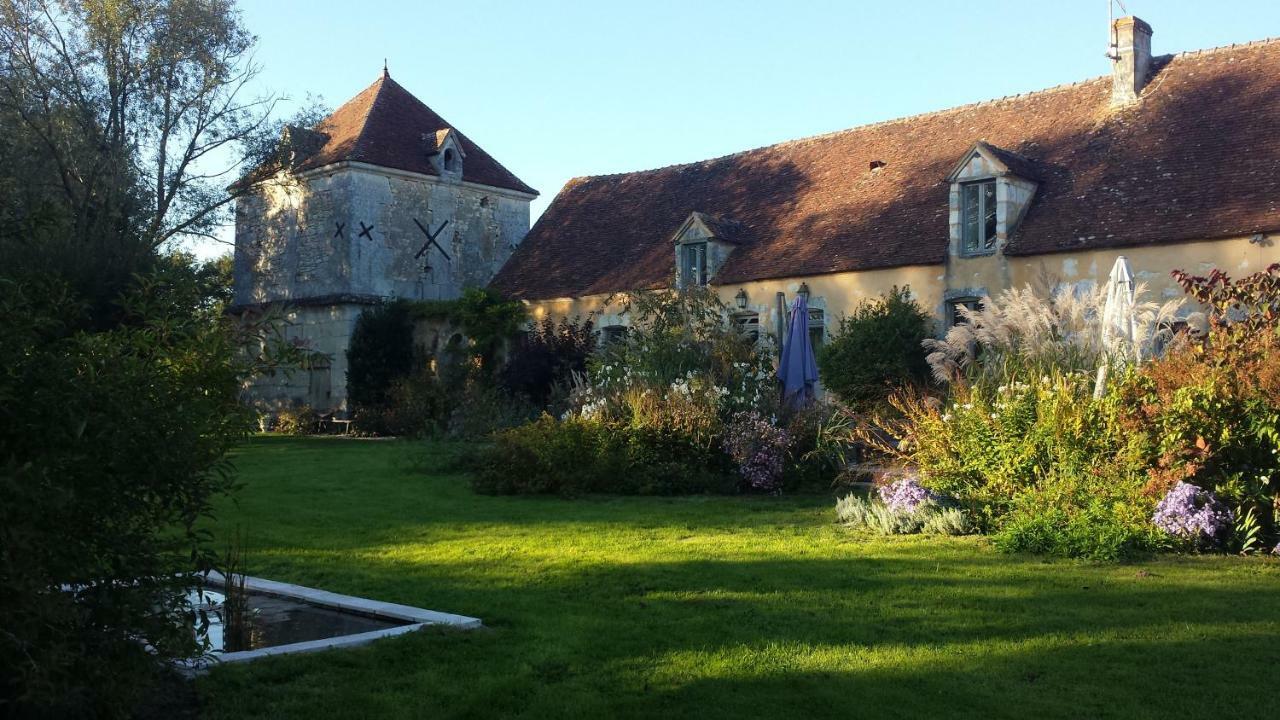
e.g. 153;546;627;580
961;180;998;253
671;211;741;290
431;128;465;180
680;242;708;287
946;141;1039;259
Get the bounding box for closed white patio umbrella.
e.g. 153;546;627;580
1093;255;1140;398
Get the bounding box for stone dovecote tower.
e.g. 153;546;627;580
232;70;537;412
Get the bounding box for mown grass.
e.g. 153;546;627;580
197;436;1280;719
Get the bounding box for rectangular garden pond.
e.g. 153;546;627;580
186;572;481;671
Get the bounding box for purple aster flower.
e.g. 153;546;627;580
722;411;790;492
1151;482;1234;542
879;476;937;514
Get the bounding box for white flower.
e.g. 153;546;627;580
941;413;952;422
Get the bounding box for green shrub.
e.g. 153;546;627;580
922;506;974;536
473;414;614;495
347;299;418;419
614;422;734;495
0;272;280;715
782;399;856;490
871;371;1165;556
484;286;770;496
275;405;319;435
818;286;931;409
446;381;537;440
473;408;733;497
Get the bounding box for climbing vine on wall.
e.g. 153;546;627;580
346;289;527;434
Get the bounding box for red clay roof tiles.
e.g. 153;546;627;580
293;72;535;195
491;39;1280;300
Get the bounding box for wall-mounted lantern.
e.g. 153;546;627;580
735;288;748;310
797;282;811;301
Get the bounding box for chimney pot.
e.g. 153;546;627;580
1111;16;1154;107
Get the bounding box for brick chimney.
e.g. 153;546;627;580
1110;16;1154;107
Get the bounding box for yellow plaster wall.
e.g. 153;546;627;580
1006;235;1276;298
524;264;947;340
520;235;1278;335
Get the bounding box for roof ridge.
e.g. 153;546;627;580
1165;35;1280;60
349;74;394;156
568;76;1109;184
567;35;1280;185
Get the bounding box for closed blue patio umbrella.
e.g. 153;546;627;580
777;294;820;408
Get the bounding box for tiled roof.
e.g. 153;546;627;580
689;212;745;244
973;141;1042;182
491;38;1280;300
287;72;535;195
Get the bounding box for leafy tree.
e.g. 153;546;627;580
500;316;596;406
0;271;302;716
0;0;327;322
818;286;932;409
0;0;270;247
347;299;419;412
0;1;308;714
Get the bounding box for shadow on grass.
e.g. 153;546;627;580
200;551;1280;719
202;437;1280;719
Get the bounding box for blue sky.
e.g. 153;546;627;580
196;0;1280;258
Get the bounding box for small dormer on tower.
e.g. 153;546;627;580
671;211;742;288
278;125;329;169
427;128;466;181
946;141;1039;257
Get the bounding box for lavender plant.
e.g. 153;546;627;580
835;493;970;536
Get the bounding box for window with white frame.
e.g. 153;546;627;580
961;180;997;254
680;242;707;287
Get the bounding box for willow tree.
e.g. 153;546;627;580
0;0;284;314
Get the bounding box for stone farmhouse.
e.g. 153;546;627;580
235;16;1280;412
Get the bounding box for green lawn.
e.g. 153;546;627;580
197;436;1280;719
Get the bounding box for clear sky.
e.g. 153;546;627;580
193;0;1280;258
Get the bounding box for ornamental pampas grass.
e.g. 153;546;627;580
925;281;1189;386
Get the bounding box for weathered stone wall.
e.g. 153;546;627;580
241;303;368;412
235;164;531;306
234;173;356;305
346;165;530;301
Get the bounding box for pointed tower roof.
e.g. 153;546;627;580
293;72;536;195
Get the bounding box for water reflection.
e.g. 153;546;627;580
192;589;408;653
